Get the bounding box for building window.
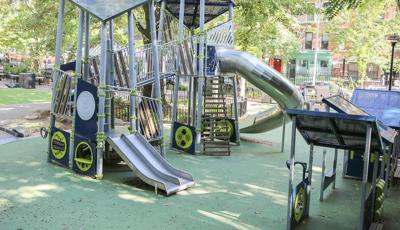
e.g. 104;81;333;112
321;34;329;49
301;60;308;68
305;32;313;49
320;60;328;68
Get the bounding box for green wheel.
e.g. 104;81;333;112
51;131;67;160
74;141;94;172
294;187;306;223
175;126;193;150
216;120;234;138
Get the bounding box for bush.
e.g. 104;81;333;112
4;63;30;75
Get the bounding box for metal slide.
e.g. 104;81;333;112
216;47;304;133
107;133;194;195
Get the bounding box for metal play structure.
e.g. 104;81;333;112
286;109;397;230
45;0;304;194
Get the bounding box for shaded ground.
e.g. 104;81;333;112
0;126;399;230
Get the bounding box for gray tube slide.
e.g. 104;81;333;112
216;47;303;133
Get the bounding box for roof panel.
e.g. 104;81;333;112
286;109;387;153
164;0;234;28
351;89;400;128
70;0;149;21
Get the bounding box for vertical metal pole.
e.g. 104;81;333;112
320;149;327;201
149;0;165;157
109;20;115;85
128;11;137;133
170;0;185;147
384;146;390;195
333;148;338;189
49;0;65;159
96;22;108;179
83;12;90;81
281;116;286;152
232;76;240;144
195;0;206;153
359;125;372;230
75;10;84;76
287;117;297;230
157;0;166;43
228;2;234;44
371;151;379;214
306;143;314;216
69;9;85;166
389;42;396;91
312;0;321;86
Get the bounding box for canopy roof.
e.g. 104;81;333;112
351;89;400;129
286;109;388;154
162;0;234;28
322;95;397;143
69;0;149;22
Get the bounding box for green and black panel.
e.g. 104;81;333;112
49;128;70;167
172;122;196;154
74;78;98;141
291;179;310;228
72;135;96;177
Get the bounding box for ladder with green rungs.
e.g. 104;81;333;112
202;76;231;156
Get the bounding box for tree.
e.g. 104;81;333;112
325;0;400;86
234;0;313;60
325;0;400;19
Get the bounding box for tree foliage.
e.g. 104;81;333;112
234;0;313;59
325;0;400;84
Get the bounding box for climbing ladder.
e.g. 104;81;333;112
202;76;231;156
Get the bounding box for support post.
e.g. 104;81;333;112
170;0;185;147
333;148;338;189
109;20;115;85
48;0;65;161
287;116;297;230
281;116;286;152
96;22;108;179
157;0;166;43
83;12;90;81
128;11;137;134
320;149;327;201
232;76;240;144
384;146;391;196
306;143;314;216
195;0;206;153
69;9;85;166
371;151;379;214
149;0;165;157
359;125;372;230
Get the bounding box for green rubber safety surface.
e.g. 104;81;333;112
1;127;400;229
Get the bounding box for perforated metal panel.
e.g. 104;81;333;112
164;0;234;28
286;109;387;153
69;0;149;21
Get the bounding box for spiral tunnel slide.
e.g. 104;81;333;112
216;47;304;133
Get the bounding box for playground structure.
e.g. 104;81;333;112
285;89;400;230
46;0;304;195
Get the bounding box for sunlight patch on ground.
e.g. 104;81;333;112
244;183;287;206
0;184;64;203
118;192;155;204
197;209;259;230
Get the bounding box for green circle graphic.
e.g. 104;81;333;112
74;141;93;172
51;131;67;160
175;126;193;149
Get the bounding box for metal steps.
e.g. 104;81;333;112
202;76;231;156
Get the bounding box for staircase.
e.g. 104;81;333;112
202;76;231;156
